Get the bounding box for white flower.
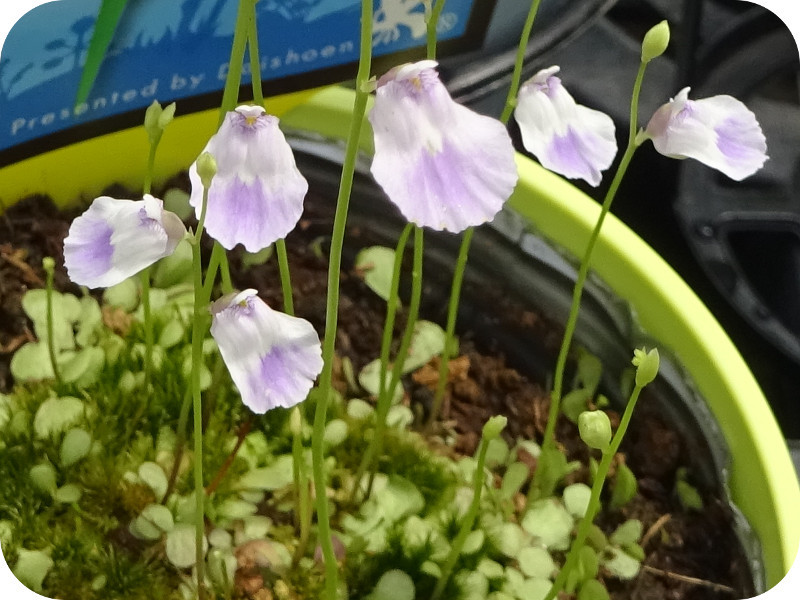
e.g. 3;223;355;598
189;105;308;252
210;289;323;413
369;60;518;232
64;194;185;288
644;87;767;180
514;66;617;187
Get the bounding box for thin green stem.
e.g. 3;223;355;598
42;258;61;384
190;185;211;600
543;384;646;600
356;225;422;501
140;132;159;388
541;60;648;455
142;141;158;196
219;0;251;124
291;415;311;568
428;226;472;427
310;0;374;596
247;0;264;107
140;269;153;385
499;0;543;124
347;223;411;503
431;424;494;600
275;240;295;315
426;0;446;60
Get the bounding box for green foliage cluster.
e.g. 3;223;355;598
0;239;691;600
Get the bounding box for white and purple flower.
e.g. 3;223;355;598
210;289;323;414
189;105;308;252
64;194;186;289
643;87;767;180
514;66;617;187
369;60;518;232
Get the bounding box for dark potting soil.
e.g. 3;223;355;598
0;181;755;600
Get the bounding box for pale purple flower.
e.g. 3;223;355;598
643;87;767;180
514;66;617;187
210;289;323;413
369;60;518;232
64;194;186;289
189;105;308;252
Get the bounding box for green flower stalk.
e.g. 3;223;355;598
41;256;61;384
189;150;216;600
544;349;659;600
140;100;176;387
349;222;413;502
431;415;507;600
290;407;312;567
537;21;666;476
311;0;375;596
358;225;424;500
429;0;543;427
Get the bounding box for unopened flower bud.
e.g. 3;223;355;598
196;152;217;189
290;407;303;436
42;256;55;273
632;347;660;387
641;20;670;63
578;410;612;451
158;102;176;129
482;415;507;441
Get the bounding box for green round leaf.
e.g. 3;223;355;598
522;499;574;551
369;569;415;600
103;278;139;312
29;463;57;495
34;396;84;439
518;546;556;579
54;483;82;504
165;524;207;569
12;549;54;593
60;428;92;467
563;483;592;518
138;461;168;501
355;246;399;305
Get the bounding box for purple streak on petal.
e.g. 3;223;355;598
715;114;765;163
244;345;315;413
544;126;609;187
203;176;304;252
64;215;114;286
392;140;510;232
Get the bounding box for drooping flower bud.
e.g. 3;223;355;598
195;151;217;190
482;415;508;441
632;347;660;387
578;410;612;451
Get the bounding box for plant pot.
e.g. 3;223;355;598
1;85;799;598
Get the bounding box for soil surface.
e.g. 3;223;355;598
0;180;756;600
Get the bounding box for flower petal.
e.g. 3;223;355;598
515;66;617;187
645;87;768;181
189;105;309;252
210;290;323;413
64;195;186;288
369;61;518;232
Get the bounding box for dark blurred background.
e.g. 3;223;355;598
439;0;800;467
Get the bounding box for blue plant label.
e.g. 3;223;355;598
0;0;492;164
